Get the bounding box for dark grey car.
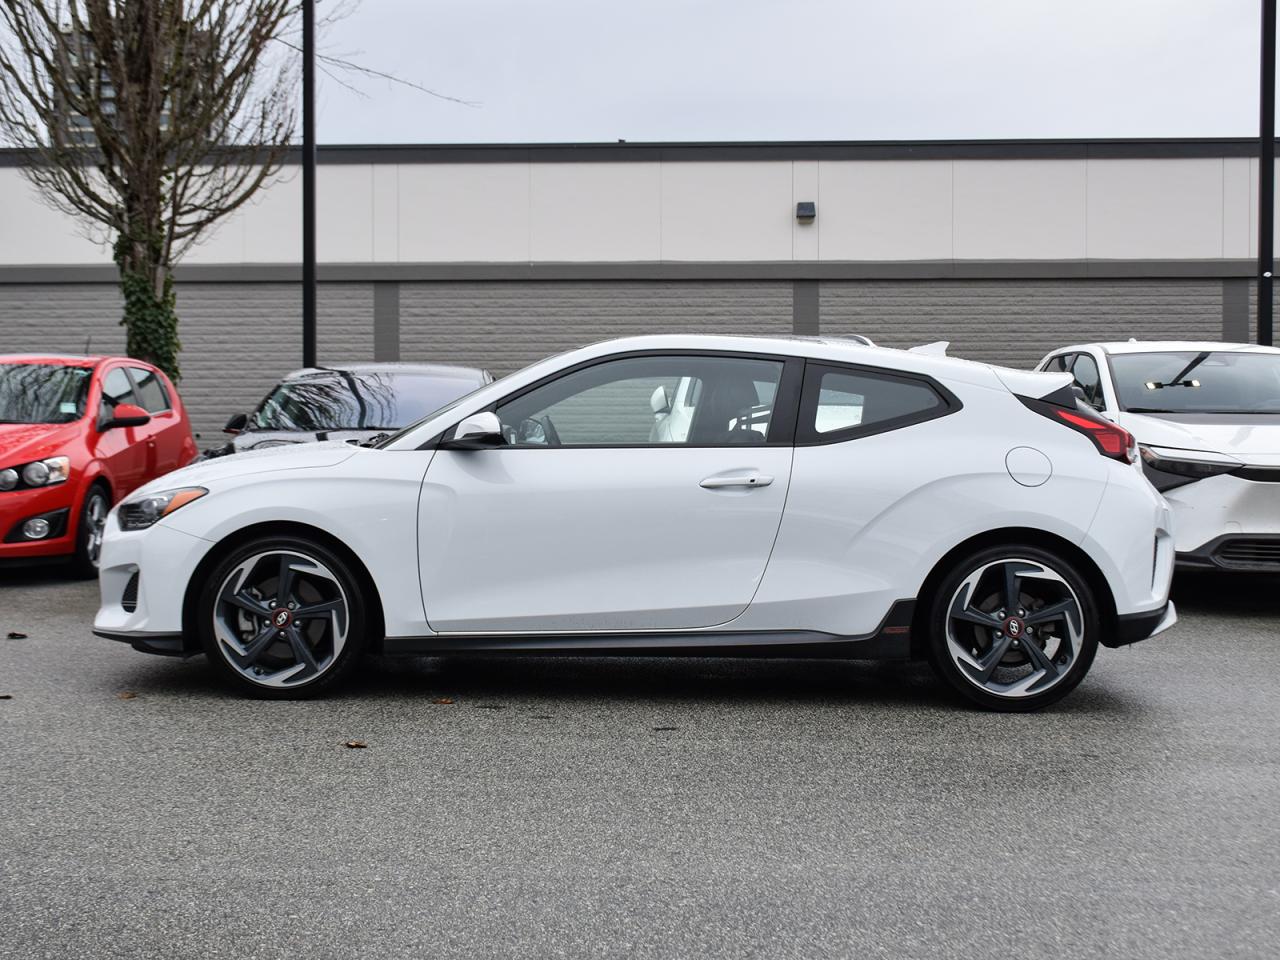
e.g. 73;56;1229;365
201;362;493;458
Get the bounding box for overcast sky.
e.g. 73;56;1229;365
314;0;1265;144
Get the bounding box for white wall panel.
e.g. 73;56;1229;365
0;168;111;264
1086;158;1223;259
398;163;530;262
953;159;1086;259
530;163;660;261
659;162;793;261
817;161;952;260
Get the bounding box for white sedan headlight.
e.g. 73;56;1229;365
118;487;208;531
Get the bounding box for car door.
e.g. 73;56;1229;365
418;352;801;634
126;365;183;475
89;365;148;498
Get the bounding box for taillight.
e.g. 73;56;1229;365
1019;397;1137;464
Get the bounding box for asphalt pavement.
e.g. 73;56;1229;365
1;569;1278;959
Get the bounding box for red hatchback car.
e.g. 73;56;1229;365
0;354;197;575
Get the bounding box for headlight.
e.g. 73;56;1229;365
118;487;207;531
0;457;70;490
1139;445;1242;491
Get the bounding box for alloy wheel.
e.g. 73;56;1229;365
84;491;108;568
944;557;1085;700
212;550;349;689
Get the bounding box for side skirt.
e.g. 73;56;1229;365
380;599;917;660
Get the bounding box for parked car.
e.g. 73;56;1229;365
0;354;197;575
94;334;1175;710
1036;341;1280;572
201;362;493;458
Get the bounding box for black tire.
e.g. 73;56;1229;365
197;535;368;699
925;543;1100;712
69;484;110;579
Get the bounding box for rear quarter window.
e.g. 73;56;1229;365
798;363;955;443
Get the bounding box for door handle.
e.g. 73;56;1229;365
700;473;774;489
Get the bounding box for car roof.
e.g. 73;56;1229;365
281;361;489;381
0;353;141;367
1054;340;1280;356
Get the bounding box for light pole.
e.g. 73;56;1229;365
1260;0;1275;346
302;0;317;367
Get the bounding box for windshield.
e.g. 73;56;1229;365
1111;351;1280;414
0;363;92;424
251;370;483;432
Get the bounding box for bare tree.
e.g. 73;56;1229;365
0;1;297;379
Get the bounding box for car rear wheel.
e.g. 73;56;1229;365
197;536;368;699
926;545;1099;712
70;484;110;579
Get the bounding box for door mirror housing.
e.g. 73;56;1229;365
441;411;505;450
223;412;249;435
104;403;151;430
649;384;672;416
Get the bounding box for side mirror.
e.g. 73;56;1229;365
441;411;504;450
103;402;151;430
649;385;671;416
223;412;249;435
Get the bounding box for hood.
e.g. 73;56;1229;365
1118;412;1280;465
0;421;83;467
230;428;379;452
131;440;358;499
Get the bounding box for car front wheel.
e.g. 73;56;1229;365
926;545;1100;712
197;536;368;698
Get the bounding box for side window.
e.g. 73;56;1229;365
99;368;136;417
128;367;171;413
1070;354;1105;410
496;355;785;447
799;364;951;442
1045;354;1074;373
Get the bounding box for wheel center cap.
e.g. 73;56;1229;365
272;608;292;629
1003;616;1025;639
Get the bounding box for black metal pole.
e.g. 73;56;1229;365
1260;0;1276;346
302;0;317;367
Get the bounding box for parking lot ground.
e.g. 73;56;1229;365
1;569;1278;960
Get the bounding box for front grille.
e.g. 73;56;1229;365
1214;538;1280;570
121;572;140;613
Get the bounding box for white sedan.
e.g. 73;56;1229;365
94;335;1176;711
1036;340;1280;572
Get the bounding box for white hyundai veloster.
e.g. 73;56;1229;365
94;335;1176;710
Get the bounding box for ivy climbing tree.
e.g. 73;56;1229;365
0;0;296;380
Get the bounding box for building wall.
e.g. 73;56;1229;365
0;275;1244;442
1;148;1277;266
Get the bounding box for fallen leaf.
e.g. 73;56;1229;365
432;697;454;705
343;740;368;749
117;691;138;700
6;632;27;639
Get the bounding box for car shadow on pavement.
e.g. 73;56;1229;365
1171;570;1280;616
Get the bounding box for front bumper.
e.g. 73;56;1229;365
1176;534;1280;573
93;519;214;652
0;483;77;561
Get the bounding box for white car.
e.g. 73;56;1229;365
93;335;1176;711
1035;341;1280;572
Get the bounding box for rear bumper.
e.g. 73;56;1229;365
1107;601;1177;648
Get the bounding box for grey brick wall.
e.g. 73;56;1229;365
399;280;795;377
820;279;1229;368
0;281;373;442
2;275;1269;449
